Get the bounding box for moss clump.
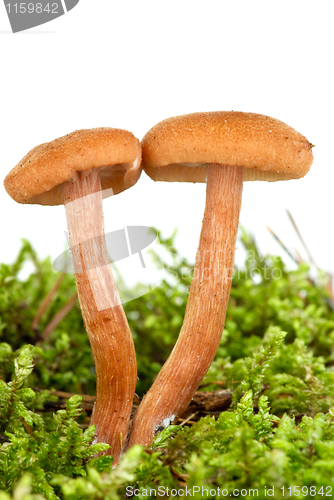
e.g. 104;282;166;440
1;229;334;498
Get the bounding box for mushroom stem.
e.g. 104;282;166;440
127;164;244;447
63;169;137;465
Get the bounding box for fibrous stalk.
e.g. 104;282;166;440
63;169;137;465
127;164;243;447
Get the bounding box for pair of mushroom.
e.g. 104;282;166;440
4;112;313;465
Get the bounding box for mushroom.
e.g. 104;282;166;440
4;128;142;464
127;111;313;448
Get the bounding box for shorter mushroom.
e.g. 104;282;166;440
127;111;313;448
4;128;142;464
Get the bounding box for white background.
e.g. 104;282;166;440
0;1;333;282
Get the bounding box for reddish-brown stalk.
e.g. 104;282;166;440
127;164;243;447
63;169;137;465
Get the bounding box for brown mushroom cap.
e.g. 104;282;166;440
142;111;313;183
4;128;142;205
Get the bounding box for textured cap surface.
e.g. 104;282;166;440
4;128;142;205
142;112;313;183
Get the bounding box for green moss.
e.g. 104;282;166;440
1;229;334;498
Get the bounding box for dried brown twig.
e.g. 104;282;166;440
32;273;66;331
41;293;78;340
37;387;232;428
286;209;316;267
267;213;334;309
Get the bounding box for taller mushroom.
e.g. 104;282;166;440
4;128;142;464
127;111;313;448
